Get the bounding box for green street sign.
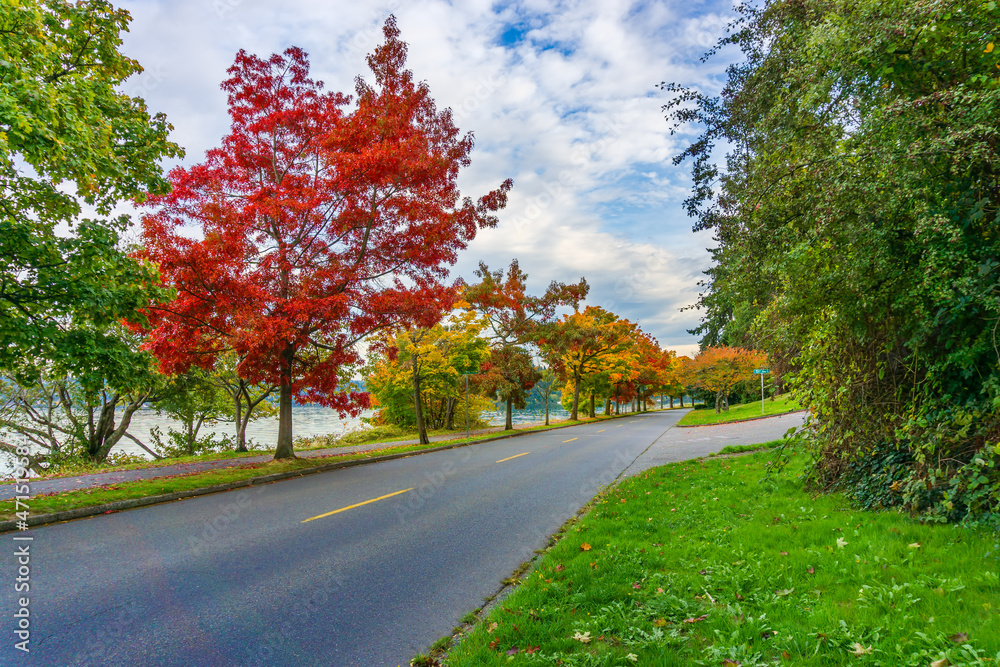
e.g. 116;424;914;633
753;368;771;374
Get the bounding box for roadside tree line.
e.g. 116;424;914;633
0;2;771;473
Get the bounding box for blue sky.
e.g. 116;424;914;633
117;0;738;356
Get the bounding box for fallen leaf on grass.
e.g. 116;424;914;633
632;582;642;590
807;567;815;575
488;639;499;649
948;633;968;643
836;537;848;549
506;646;518;656
555;564;565;572
572;631;591;643
908;542;921;549
625;654;638;663
775;588;794;597
850;643;872;656
683;615;709;624
526;645;540;655
722;660;741;666
656;587;664;594
653;618;668;627
487;622;498;634
779;551;788;556
580;543;592;551
930;660;949;667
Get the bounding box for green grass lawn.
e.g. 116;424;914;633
677;394;802;427
440;449;1000;666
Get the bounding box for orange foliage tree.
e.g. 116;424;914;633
689;347;768;413
539;306;638;420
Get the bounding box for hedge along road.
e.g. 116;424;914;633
2;408;805;666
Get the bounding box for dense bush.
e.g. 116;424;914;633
669;0;1000;521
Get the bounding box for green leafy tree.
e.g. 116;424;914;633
149;369;233;457
204;352;278;453
0;0;180;387
0;328;164;467
529;367;561;426
666;0;1000;519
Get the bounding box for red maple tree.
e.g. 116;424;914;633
137;18;511;458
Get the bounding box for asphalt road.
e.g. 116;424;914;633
2;409;804;666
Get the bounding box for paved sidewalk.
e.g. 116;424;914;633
0;424;516;500
622;410;808;477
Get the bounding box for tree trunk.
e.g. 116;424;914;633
505;398;513;430
274;344;296;459
669;396;674;408
589;393;596;419
544;391;550;426
412;359;429;445
680;395;684;407
233;389;247;452
571;370;581;420
715;390;724;414
604;398;611;416
185;416;196;455
87;397;118;460
445;397;456;430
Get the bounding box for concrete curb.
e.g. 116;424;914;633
675;408;808;428
0;412;659;533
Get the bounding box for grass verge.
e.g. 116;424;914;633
677;395;801;427
442;450;1000;666
3;438;487;522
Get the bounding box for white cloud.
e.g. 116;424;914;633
116;0;738;352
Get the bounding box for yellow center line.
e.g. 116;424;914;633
496;452;529;463
596;429;606;433
301;487;414;524
563;437;578;443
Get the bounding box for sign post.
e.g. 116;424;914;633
753;368;771;415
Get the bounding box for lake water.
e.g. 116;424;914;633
116;403;573;457
0;403;573;475
3;398;687;475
